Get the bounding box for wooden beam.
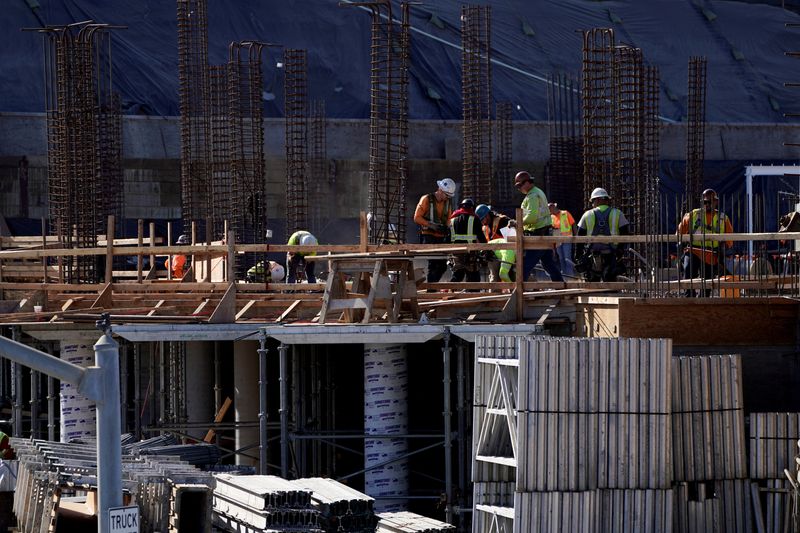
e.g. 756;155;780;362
235;299;257;321
147;300;165;317
515;208;524;321
137;219;144;283
360;211;368;253
209;283;236;324
275;300;302;323
105;215;115;284
203;397;232;443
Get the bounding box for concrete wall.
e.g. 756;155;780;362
1;112;798;224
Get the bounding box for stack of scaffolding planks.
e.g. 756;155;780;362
376;511;456;532
289;477;379;532
11;438;213;533
748;412;800;533
212;474;323;532
472;335;673;533
671;355;751;533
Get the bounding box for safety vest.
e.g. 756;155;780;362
484;214;510;241
553;211;572;235
522;187;551;231
690;209;728;248
450;216;478;243
583;206;622;252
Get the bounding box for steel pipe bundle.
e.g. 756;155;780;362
377;511;456;532
671;355;747;481
673;480;752;533
748;412;800;479
290;477;378;532
516;337;672;490
213;474;322;531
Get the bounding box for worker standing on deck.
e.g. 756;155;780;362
487;237;516;283
287;231;318;283
549;202;576;277
449;198;487;283
476;204;513;241
516;171;564;282
414;178;456;283
676;188;733;297
575;188;630;282
165;234;189;279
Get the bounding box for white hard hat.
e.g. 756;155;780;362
590;187;610;200
269;262;285;282
436;178;456;197
299;233;318;246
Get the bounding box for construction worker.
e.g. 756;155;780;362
676;188;733;297
414;178;456;283
165;234;189;279
287;230;318;283
575;187;630;282
549;202;576;277
476;204;513;241
516;171;564;282
449;198;487;283
487;237;516;282
245;260;286;284
0;429;13;460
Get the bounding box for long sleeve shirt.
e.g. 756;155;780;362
521;186;551;232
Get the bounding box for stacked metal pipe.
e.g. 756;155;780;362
671;355;750;533
376;511;455;532
472;335;674;533
212;474;322;532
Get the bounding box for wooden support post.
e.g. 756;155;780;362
105;215;115;284
149;221;156;271
136;219;144;283
360;211;368;253
166;222;173;281
41;217;47;284
226;230;235;282
515;208;524;321
205;217;212;283
191;221;197;283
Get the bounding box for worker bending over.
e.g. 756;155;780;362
476;204;512;241
165;234;189;279
246;260;286;284
449;198;486;283
487;237;516;282
287;231;318;283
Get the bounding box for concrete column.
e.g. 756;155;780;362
364;344;409;513
184;341;214;440
234;340;259;466
59;341;96;442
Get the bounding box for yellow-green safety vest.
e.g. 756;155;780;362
556;211;572;235
450;216;477;243
690;209;728;248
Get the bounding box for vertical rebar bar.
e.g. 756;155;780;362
494;101;513;208
547;72;583;215
284;48;310;237
685;56;707;210
309;99;329;235
582;28;616;206
462;5;493;203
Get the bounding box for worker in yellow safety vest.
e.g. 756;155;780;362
448;198;486;283
287;231;318;283
676;188;733;297
549;202;576;277
516;171;564;282
575;188;630;282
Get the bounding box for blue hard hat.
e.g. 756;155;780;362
475;204;490;219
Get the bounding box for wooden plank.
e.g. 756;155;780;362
226;230;235;282
105;215;114;284
192;299;210;316
90;283;113;309
360;211;368;253
61;299;75;312
235;300;257;321
275;300;301;323
515;208;524;321
208;283;236;324
203;397;232;443
137;219;144;283
146;300;165;317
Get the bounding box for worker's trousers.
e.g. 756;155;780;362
421;233;449;283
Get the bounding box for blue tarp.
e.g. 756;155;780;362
2;0;799;121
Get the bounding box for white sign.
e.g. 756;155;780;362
109;506;139;533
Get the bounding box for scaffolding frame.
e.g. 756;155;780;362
284;48;309;237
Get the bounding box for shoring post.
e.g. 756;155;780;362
278;342;290;478
456;342;467;518
257;334;269;474
442;327;453;523
95;328;122;533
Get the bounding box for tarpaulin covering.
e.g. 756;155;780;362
2;0;799;121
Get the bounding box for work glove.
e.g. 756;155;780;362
428;222;447;233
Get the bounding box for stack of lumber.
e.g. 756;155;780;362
376;511;455;532
671;355;750;533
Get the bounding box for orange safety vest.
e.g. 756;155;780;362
552;210;573;235
165;254;187;279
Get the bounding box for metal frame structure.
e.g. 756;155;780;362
309;99;329;235
494;101;513;208
461;5;493;203
745;165;800;259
